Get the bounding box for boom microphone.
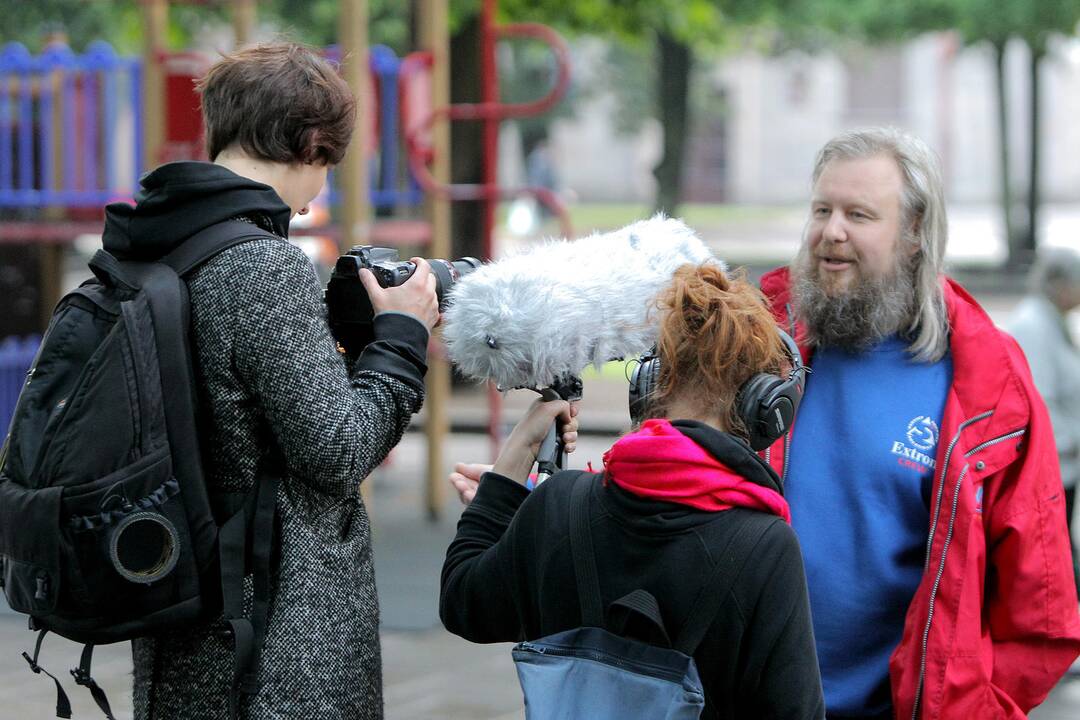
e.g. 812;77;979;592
442;215;723;390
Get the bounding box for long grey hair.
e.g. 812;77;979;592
809;127;950;362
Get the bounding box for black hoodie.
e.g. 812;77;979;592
102;161;292;259
99;159;429;392
441;421;825;720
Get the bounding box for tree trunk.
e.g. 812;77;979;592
652;32;692;216
992;40;1018;266
1022;40;1045;267
449;16;486;261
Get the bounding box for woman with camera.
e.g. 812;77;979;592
103;44;438;719
440;263;824;718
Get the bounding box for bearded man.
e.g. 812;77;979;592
760;127;1080;719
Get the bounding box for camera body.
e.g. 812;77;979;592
326;246;480;356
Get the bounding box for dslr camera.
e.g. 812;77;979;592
326;246;480;356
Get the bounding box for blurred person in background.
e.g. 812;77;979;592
1006;247;1080;597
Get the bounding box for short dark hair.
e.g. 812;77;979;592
196;43;356;165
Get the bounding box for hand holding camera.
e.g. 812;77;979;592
326;246;481;356
358;257;440;331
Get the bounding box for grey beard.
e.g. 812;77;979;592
792;249;917;354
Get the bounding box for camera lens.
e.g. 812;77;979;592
429;257;482;309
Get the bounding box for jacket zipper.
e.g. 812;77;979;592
911;420;1027;720
780;303;798;483
782;430;792;486
924;411;993;572
912;462;969;720
964;429;1025;458
515;641;689;685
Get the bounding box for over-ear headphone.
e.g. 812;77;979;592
628;329;808;451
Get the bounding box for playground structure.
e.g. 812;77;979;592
0;0;571;519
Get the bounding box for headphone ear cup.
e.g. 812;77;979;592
737;374;785;451
629;355;660;425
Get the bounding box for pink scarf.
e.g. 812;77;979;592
602;419;791;522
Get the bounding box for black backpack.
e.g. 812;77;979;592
0;220;283;720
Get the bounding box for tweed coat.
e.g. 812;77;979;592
101;162;428;719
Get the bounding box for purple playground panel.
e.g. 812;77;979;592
0;41;141;208
0;335;39;439
0;42;426;213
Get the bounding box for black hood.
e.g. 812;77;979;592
102;161;292;259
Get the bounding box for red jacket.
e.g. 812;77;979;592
760;267;1080;719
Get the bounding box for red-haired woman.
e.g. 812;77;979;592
441;264;824;719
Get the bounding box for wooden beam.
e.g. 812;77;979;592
233;0;257;47
340;0;374;509
419;0;451;521
141;0;168;172
338;0;370;253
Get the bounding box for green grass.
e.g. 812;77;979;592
581;359;636;383
570;203;794;233
497;202;802;236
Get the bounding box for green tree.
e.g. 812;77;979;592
0;0;231;54
787;0;1080;267
953;0;1080;266
263;0;413;52
1;0;121;50
495;0;787;215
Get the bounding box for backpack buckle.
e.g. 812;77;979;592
70;666;91;686
22;651;41;674
35;575;48;600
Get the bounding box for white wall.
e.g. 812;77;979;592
550;32;1080;206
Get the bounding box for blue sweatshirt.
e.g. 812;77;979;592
785;335;951;717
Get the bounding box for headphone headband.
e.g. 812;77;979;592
628;328;806;451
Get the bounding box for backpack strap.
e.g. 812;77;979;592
567;472;604;627
123;262;208;532
70;644;117;720
86;220;270;290
21;628;73;719
673;512;771;656
160;220;276;276
218;450;281;712
608;589;672;648
124;244;280;719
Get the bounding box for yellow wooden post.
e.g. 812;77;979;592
340;0;374;507
339;0;370;254
233;0;257;47
141;0;167;173
37;243;62;330
39;62;66;329
419;0;451;521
